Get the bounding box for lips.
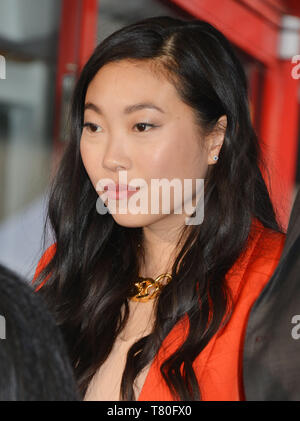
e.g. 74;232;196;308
101;183;141;200
104;183;139;192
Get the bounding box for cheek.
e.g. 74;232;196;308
80;138;98;184
149;130;207;182
175;130;208;179
80;139;89;170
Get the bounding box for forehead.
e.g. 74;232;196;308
85;59;180;108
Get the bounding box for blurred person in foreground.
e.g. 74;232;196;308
0;263;80;400
243;188;300;400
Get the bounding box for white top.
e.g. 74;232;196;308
84;298;157;401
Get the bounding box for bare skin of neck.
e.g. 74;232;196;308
138;213;190;279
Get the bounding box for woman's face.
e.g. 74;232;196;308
80;59;222;228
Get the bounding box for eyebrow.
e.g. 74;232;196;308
84;102;165;115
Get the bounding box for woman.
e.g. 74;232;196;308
32;16;286;401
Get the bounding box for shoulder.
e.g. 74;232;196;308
226;219;286;302
212;219;286;343
246;219;286;274
32;243;57;291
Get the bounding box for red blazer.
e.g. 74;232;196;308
32;219;285;401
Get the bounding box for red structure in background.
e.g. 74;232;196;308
52;0;98;174
169;0;300;230
53;0;300;230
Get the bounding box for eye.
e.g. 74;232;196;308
134;122;156;133
83;122;102;134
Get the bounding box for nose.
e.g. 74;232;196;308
102;135;131;172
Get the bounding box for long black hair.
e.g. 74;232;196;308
0;263;80;400
34;16;283;400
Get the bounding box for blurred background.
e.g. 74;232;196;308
0;0;300;280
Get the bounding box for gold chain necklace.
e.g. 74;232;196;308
129;273;172;302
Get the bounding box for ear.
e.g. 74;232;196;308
207;115;227;165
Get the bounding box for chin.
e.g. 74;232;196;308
109;211;162;228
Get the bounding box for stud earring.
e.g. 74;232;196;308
213;155;218;161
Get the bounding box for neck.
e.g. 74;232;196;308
138;219;190;278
